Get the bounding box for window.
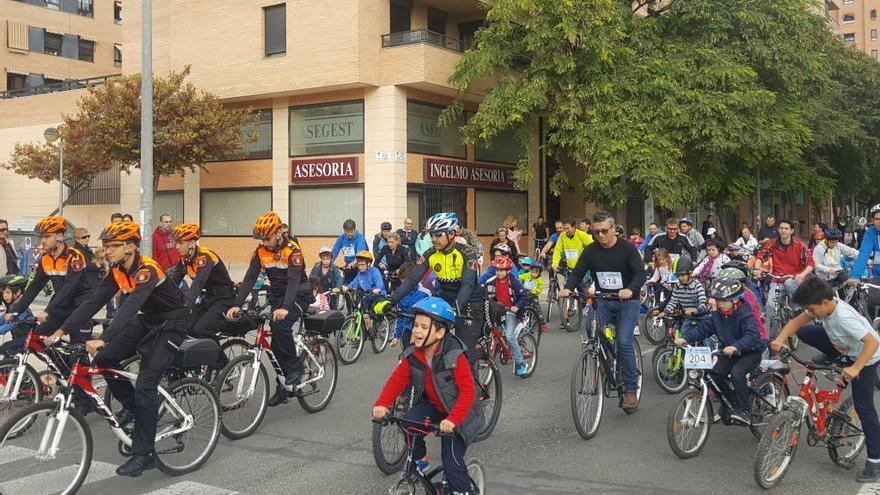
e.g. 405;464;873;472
873;49;878;60
428;7;447;35
289;101;364;156
114;1;122;23
290;186;363;236
264;4;286;57
77;0;93;16
45;0;60;10
407;101;466;158
873;29;878;41
844;32;856;43
6;73;27;91
44;31;62;56
153;191;184;224
390;0;412;33
423;187;467;229
68;165;121;205
475;190;527;235
458;20;484;48
213;109;272;161
843;14;855;23
872;9;877;20
43;77;62;87
78;38;94;62
475;128;525;164
201;189;271;236
114;44;122;67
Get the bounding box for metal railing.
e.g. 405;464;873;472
0;73;120;100
381;29;471;53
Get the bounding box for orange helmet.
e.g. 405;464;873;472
35;216;66;235
253;211;282;239
99;221;141;243
172;223;200;242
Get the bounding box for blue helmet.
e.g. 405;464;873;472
530;261;544;271
521;256;534;268
411;296;456;327
425;213;459;234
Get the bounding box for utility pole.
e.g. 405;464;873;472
140;0;154;255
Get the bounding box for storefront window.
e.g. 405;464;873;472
475;190;527;235
154;191;184;224
407;101;466;159
475;127;524;164
289;101;364;156
290;186;364;236
423;187;467;229
201;189;271;236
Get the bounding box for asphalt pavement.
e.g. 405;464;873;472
2;300;879;495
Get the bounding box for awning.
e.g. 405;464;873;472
6;68;29;76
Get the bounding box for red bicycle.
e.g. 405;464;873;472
479;308;539;379
753;348;865;489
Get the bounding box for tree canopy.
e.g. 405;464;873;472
443;0;880;209
3;66;254;201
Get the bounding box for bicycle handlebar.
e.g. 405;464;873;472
372;415;454;436
777;347;844;374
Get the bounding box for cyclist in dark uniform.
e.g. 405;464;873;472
375;212;486;358
170;223;234;368
226;211;313;407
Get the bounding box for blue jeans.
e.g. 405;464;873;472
797;324;880;459
596;299;640;392
503;311;524;365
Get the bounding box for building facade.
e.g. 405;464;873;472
834;0;880;59
1;0;123;95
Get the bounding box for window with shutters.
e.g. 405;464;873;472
427;7;447;35
77;0;93;17
7;20;29;52
44;32;62;56
114;44;122;67
78;38;94;62
264;4;286;57
114;1;122;23
6;73;27;91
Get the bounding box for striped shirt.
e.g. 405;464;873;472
664;280;708;316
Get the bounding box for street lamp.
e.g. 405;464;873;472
43;126;63;216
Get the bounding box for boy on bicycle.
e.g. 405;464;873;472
389;261;432;348
674;278;765;425
373;297;485;494
518;258;548;333
484;256;530;377
657;256;708;333
343;250;386;330
771;276;880;482
0;274;32;356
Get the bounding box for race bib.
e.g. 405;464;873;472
523;280;538;291
596;272;623;290
684;347;714;370
564;248;578;260
342;246;355;257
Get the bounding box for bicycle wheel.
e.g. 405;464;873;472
297;338;338;413
749;373;787;440
472;357;502;442
336;315;365;365
104;354;141;413
570;347;604;440
214;354;269;440
155;377;221;476
518;331;539;378
754;409;801;489
667;389;712;459
372;389;412;474
651;345;687;394
220;338;252;362
467;458;486;494
560;296;582;333
827;397;866;468
0;360;43;438
371;316;392;354
545;282;555;324
642;315;666;345
0;401;92;495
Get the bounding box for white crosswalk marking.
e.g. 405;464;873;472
143;481;240;495
0;460;116;495
0;446;35;466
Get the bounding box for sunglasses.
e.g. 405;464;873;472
78;235;90;240
430;232;447;238
0;228;7;232
593;228;613;236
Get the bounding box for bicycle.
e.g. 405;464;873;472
461;306;503;444
753;348;864;489
521;297;544;345
373;415;486;495
0;340;222;494
215;303;340;439
481;308;539;379
544;264;559;325
762;274;800;350
639;282;668;345
549;266;583;333
336;289;395;364
666;347;788;459
651;311;691;394
840;280;880;389
569;291;644;440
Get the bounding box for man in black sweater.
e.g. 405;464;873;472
560;210;647;412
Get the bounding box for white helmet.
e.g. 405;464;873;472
425;212;459;233
319;246;333;255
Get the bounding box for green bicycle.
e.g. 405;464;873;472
651;311;691;394
336;289;395;365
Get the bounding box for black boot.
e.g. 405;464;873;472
268;387;289;407
116;452;158;477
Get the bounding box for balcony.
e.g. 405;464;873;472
0;74;119;100
382;29;471;53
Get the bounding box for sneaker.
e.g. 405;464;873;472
514;362;528;377
633;326;641;336
414;457;430;473
621;392;639;412
541;323;549;333
729;410;751;425
858;460;880;483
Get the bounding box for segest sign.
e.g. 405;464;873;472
290;157;358;184
423;158;514;189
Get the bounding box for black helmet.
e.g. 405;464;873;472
342;219;356;231
823;228;843;241
672;256;694;276
708;278;744;301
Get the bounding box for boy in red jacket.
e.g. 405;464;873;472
373;296;485;494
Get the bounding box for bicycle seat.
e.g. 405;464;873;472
169;338;220;369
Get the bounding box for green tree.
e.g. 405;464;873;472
443;0;879;211
2;66;255;209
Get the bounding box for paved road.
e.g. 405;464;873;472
2;302;879;494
